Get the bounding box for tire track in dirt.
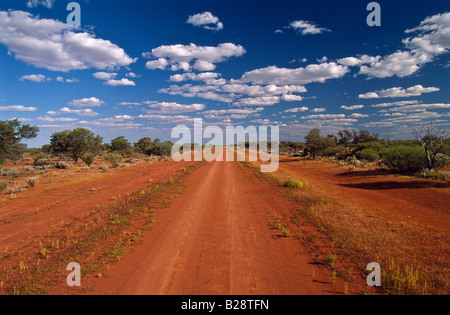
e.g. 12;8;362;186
87;158;350;295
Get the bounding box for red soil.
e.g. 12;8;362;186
0;160;190;252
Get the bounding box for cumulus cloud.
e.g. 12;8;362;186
202;107;264;120
384;103;450;113
283;107;309;113
19;74;49;83
187;12;224;31
288;20;331;35
0;10;136;72
103;78;136;86
239;63;349;85
93;72;117;80
301;114;346;120
233;96;281;107
47;107;99;117
143;43;246;72
353;12;450;78
68;97;105;107
341;105;365;110
0;105;38;112
359;85;440;99
144;101;205;114
26;0;56;8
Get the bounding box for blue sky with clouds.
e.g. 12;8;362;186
0;0;449;147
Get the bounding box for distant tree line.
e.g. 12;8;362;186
1;119;449;174
0;120;174;168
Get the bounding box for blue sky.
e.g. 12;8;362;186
0;0;449;147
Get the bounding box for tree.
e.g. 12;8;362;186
0;119;39;165
413;125;448;171
305;128;335;159
353;130;380;144
109;136;132;156
337;130;355;147
134;137;153;155
50;128;103;163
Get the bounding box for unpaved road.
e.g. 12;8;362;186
87;160;358;295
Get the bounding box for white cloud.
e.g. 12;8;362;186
0;10;136;72
93;72;117;80
239;62;349;85
202;107;264;120
289;20;330;35
283;107;309;113
341;105;365;110
359;85;440;99
145;58;169;70
118;102;143;106
337;57;363;67
233;96;281;107
370;100;420;108
144;101;205;114
47;107;99;117
349;113;369;118
68;97;104;107
385;103;450;113
26;0;56;8
301;114;346;120
126;72;140;78
143;43;246;72
358;51;423;78
19;74;49;83
0;105;38;112
104;78;136;86
36;116;79;123
355;12;450;78
281;94;303;102
187;12;224;31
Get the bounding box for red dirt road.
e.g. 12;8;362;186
87;160;362;295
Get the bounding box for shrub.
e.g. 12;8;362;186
105;153;123;168
55;161;72;169
33;154;48;166
380;145;427;174
433;153;450;171
25;176;39;187
283;179;309;189
0;181;8;192
355;148;379;162
322;145;346;158
81;153;95;167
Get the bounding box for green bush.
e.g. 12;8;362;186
0;181;8;192
283;179;308;189
380;145;427;174
81;153;95;167
433;153;450;171
355;148;379;162
33;154;48;166
105;153;123;168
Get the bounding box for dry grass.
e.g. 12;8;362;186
245;159;449;295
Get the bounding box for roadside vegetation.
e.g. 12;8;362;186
0;119;177;199
280;126;450;178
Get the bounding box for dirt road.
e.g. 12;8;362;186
87;160;359;295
